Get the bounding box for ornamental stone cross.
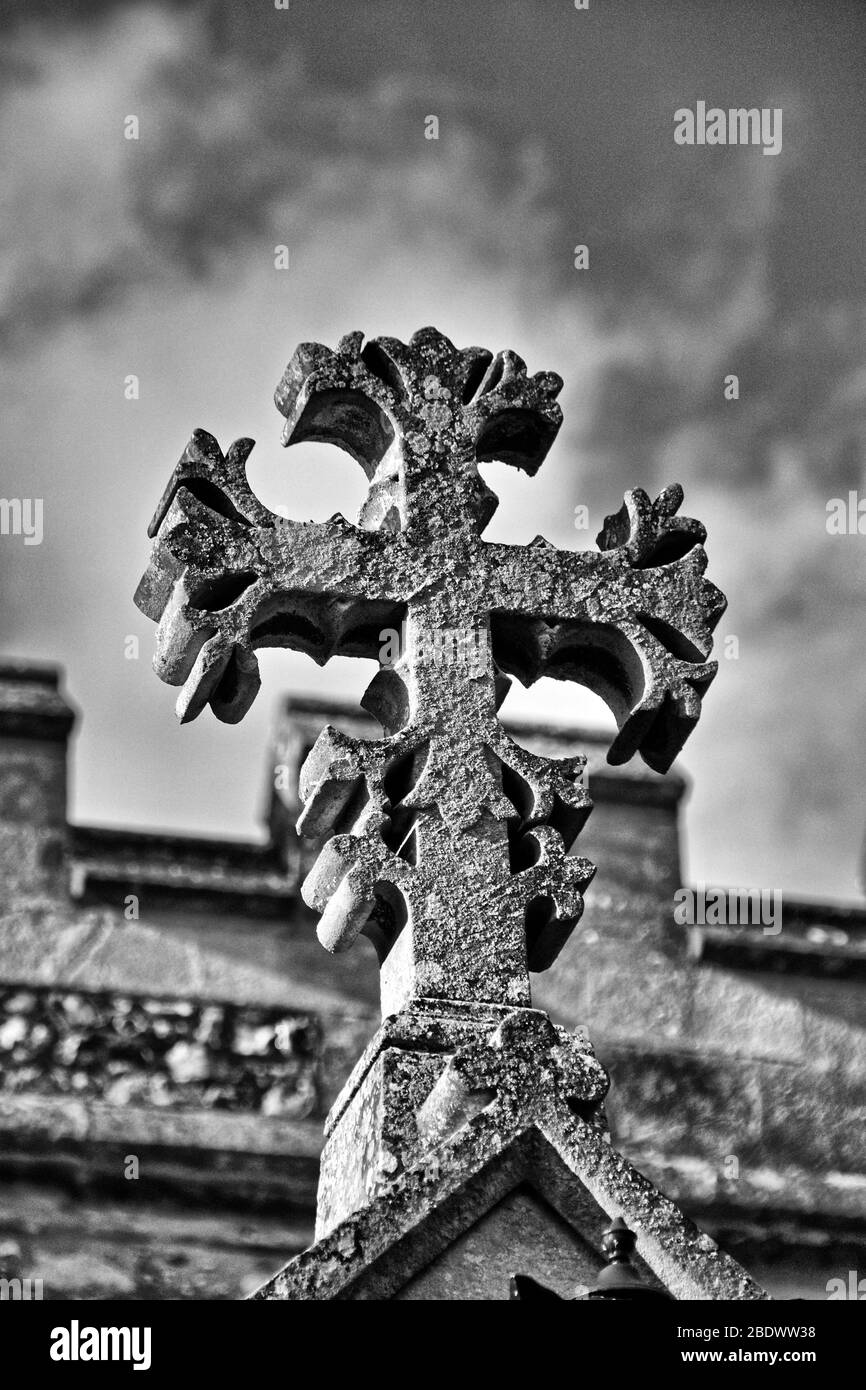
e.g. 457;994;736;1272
135;327;725;1016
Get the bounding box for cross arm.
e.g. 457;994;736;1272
484;485;727;772
133;428;414;724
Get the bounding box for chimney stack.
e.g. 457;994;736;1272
0;661;75;904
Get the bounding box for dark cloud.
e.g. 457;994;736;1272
2;0;866;897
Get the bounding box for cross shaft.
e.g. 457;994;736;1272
135;327;726;1014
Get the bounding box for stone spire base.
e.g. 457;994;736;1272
252;998;767;1301
315;999;609;1239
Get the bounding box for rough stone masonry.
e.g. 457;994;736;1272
135;327;764;1299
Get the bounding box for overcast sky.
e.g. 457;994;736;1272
2;0;866;900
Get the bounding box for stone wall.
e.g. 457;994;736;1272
0;668;864;1299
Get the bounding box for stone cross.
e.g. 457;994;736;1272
135;327;725;1016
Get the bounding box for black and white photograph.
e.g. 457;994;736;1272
0;0;864;1354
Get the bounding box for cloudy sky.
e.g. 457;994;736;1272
2;0;866;900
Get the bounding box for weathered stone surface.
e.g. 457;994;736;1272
1;656;861;1296
394;1187;602;1300
569;943;692;1044
313;999;608;1238
0;663;77;742
247;996;765;1301
0;665;75;903
758;1064;866;1172
0;985;319;1117
605;1048;764;1160
134;328;759;1300
252;1084;766;1301
136;327;725;1016
690;970;806;1064
801;987;866;1080
0;1178;309;1301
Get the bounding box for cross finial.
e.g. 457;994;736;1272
135;327;726;1015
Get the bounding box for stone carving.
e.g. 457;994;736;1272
135;327;725;1016
135;328;758;1301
